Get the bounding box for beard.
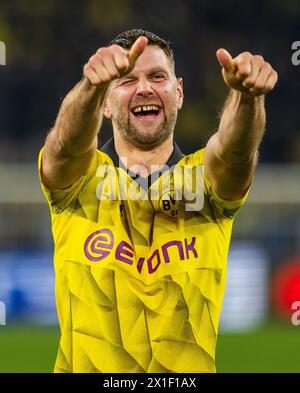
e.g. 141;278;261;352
113;106;178;151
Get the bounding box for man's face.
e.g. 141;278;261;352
104;45;183;150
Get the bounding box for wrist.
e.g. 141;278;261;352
231;89;265;105
81;76;109;94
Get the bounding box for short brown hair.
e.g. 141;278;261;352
109;29;174;63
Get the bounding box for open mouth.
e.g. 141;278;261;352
131;105;162;120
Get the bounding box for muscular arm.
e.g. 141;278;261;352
41;79;106;190
41;36;148;190
205;91;265;200
205;49;278;200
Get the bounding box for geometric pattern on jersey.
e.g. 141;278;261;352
38;138;249;373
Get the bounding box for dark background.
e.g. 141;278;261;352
0;0;299;162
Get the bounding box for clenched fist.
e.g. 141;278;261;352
83;36;148;86
216;49;278;96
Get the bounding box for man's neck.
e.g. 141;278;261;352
113;132;174;177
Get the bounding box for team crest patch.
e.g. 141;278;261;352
158;190;180;218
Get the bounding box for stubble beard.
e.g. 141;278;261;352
114;107;178;151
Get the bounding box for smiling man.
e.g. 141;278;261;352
39;29;277;373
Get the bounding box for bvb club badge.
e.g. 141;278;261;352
158;189;180;218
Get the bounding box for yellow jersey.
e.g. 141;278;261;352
38;138;248;373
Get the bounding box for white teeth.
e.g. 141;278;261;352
132;105;160;113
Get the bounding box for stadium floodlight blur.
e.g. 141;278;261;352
220;242;269;332
0;251;57;325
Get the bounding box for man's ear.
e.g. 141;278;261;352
176;77;184;110
104;100;112;119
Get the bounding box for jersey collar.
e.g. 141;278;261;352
100;137;184;189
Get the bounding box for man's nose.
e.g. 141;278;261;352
136;78;154;97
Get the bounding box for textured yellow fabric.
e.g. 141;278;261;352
38;146;248;373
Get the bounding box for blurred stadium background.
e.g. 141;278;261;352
0;0;300;373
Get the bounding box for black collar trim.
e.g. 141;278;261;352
100;137;184;189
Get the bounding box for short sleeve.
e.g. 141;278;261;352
204;173;250;220
188;147;250;220
38;147;99;214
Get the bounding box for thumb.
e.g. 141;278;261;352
216;48;235;73
128;36;148;65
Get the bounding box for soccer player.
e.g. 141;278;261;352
38;29;277;372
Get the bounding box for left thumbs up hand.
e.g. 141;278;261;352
216;49;278;97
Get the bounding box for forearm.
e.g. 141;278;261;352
42;78;108;190
205;48;277;200
216;89;266;165
48;77;108;157
205;90;266;200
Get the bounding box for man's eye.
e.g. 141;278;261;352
121;79;135;85
151;74;164;80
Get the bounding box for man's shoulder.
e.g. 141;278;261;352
177;147;206;166
95;147;115;166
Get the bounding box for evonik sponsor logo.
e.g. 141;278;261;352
84;228;198;274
